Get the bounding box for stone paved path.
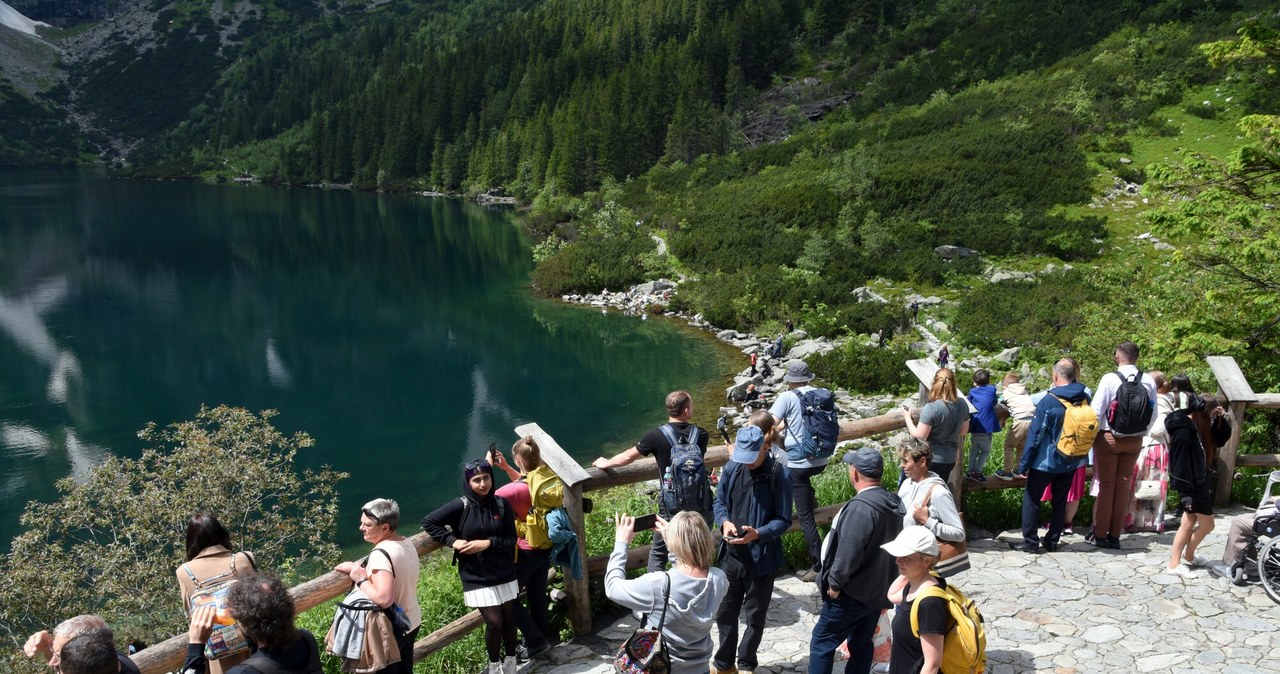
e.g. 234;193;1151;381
527;506;1279;674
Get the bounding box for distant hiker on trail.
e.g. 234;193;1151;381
593;390;712;571
750;352;758;375
760;360;773;380
937;345;950;370
786;318;794;333
910;300;920;322
774;333;785;359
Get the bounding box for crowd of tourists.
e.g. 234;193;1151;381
22;340;1250;674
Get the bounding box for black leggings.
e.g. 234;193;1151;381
479;600;517;662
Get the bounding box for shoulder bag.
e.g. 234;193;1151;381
613;573;671;674
921;486;970;577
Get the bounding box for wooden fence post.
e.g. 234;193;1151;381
1205;356;1259;506
514;423;594;635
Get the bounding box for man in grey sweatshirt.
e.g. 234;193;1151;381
808;448;905;674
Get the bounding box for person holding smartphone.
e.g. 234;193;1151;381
711;418;792;674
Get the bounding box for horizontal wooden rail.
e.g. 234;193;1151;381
1252;394;1280;409
1236;454;1280;468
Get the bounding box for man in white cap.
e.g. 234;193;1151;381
808;447;904;674
712;426;792;674
771;359;830;581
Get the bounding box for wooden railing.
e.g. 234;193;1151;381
132;410;913;673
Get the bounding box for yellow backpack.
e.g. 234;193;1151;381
910;580;986;674
1051;394;1099;459
519;465;564;550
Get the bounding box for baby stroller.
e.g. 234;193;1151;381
1229;470;1280;604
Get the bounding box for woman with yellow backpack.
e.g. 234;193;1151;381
491;436;563;662
882;526;986;674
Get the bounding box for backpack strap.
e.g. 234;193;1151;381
362;546;396;578
909;583;950;638
659;423;679;448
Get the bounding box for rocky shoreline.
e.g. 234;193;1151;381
559;279;914;451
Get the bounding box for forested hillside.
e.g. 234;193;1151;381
5;0;1279;418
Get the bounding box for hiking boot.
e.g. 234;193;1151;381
710;665;738;674
1008;542;1041;554
994;470;1015;481
1041;540;1059;553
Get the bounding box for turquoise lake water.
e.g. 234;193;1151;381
0;170;732;549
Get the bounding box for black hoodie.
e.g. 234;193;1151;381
819;485;906;610
421;471;518;590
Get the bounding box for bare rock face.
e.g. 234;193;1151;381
934;245;979;260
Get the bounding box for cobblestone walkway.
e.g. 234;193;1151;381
528;506;1279;674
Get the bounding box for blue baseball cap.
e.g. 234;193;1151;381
732;426;766;463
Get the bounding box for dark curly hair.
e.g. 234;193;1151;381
58;634;117;674
227;574;297;648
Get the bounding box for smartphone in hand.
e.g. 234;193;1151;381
633;513;658;531
488;441;499;464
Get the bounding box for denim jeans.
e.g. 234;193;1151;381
790;464;826;570
967;433;993;473
807;594;878;674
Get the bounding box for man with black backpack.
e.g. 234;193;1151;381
593;390;711;572
1088;341;1157;550
771;360;840;582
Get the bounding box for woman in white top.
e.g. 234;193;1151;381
896;439;966;576
334;499;422;674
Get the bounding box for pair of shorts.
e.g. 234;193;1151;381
463;579;519;608
1179;483;1214;516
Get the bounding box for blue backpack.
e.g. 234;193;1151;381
785;388;839;461
659;424;712;517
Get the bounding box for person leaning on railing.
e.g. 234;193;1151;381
177;513;258;674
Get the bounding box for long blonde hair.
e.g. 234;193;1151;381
929;368;959;403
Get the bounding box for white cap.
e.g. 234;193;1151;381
880;525;940;557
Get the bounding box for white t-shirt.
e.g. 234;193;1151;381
371;538;422;629
1091;364;1158;435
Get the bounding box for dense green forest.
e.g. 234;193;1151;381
6;0;1279;404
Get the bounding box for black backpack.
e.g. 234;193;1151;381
1107;370;1153;435
785;388;839;461
659;424;712;517
239;630;324;674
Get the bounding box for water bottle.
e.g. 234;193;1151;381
662;466;672;492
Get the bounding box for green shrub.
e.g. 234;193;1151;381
952;271;1103;351
810;343;918;395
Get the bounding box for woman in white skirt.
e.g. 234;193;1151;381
422;459;519;673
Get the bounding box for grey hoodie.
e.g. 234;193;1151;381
897;472;966;543
605;541;729;674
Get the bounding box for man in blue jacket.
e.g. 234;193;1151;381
1013;359;1091;553
713;425;792;674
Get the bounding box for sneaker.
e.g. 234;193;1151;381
966;471;987;483
525;642;553;661
710;665;738;674
1208;563;1232;580
1012;472;1027;480
1041;540;1059;553
516;646;530;664
1008;542;1041;554
797;568;819;583
994;470;1014;481
1183;555;1211;568
1167;564;1200;579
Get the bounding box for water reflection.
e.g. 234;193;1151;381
0;171;729;549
